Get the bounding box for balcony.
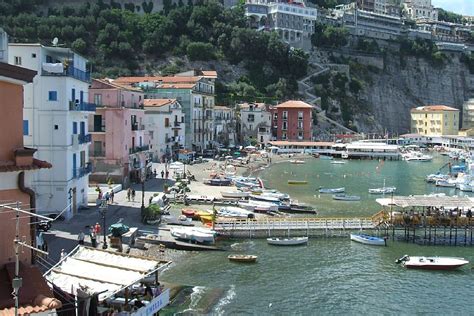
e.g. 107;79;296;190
131;123;145;131
78;134;91;144
90;150;105;157
129;145;149;154
173;121;181;128
69;101;96;112
74;163;92;179
42;65;91;83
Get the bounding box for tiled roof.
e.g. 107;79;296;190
0;159;52;173
411;105;459;112
92;79;143;92
157;83;196;89
201;71;217;79
143;99;176;107
0;62;37;83
269;141;334;146
275;100;313;109
115;76;202;84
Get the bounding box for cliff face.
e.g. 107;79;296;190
355;54;472;134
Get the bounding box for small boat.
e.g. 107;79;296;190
319;155;333;160
181;209;197;218
426;174;448;183
458;183;473;192
233;178;260;189
207;178;232;186
238;200;279;212
332;194;360;201
221;191;250;198
200;214;214;225
330;160;346;165
251;190;290;201
267;237;308;246
435;180;456;187
404;152;433;162
250;194;281;204
228;254;258;263
290;159;305;164
319;187;345;194
218;206;254;218
396;255;469;270
170;227;216;244
288;180;308;185
350;233;386;246
368;187;396;194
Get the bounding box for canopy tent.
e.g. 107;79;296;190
168;161;184;170
44;246;170;301
376;196;474;209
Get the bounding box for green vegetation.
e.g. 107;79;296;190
437;8;467;24
398;38;446;67
460;53;474;74
311;23;349;48
355;38;381;54
0;0;307;101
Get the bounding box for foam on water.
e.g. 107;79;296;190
212;284;236;316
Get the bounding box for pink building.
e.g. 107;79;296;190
88;79;150;186
271;100;313;141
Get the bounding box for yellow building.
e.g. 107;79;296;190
410;105;459;136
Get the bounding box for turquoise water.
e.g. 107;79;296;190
161;156;474;315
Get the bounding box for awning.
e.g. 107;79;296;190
44;246;170;301
376;195;474;209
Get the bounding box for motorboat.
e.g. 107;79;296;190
221;190;250;198
319;155;333;160
425;173;448;183
459;183;473;192
238;200;279;212
290;160;305;164
332;194;361;201
267;237;308;246
206;178;232;186
250;194;281;204
319;187;345;194
350;233;386;246
396;255;469;270
331;160;347;165
435;180;456;187
233;177;261;189
287;180;308;185
404;152;433;162
218;206;254;219
251;190;290;201
369;187;396;194
170;227;216;244
228;254;258;263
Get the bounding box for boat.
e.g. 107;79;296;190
170;227;216;244
287;180;308;185
319;187;345;194
206;178;232;186
228;254;258;263
330;160;347;165
181;209;197;218
369;180;396;194
267;237;308;246
404;152;433;162
290;160;305;164
459;183;473;192
425;174;448;183
221;190;250;198
435;180;456;187
218;206;254;218
350;233;386;246
319;155;333;160
233;177;261;189
396;255;469;270
341;152;349;159
251;190;290;201
200;214;214;225
332;194;361;201
250;194;281;204
238;200;279;212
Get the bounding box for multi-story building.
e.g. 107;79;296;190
416;19;472;42
115;72;216;153
239;102;272;145
9;43;94;219
357;0;375;12
410;105;460;136
462;99;474;130
270;100;313;141
213;106;238;147
355;0;400;16
403;0;438;21
342;8;403;40
88;79;150;186
245;0;318;43
144;98;185;162
0;27;7;62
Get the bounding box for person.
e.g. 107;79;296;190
110;190;115;204
153;169;157;178
98;189;103;200
165;170;169;179
131;189;136;202
104;191;110;204
144;285;153;300
161;170;165;179
94;222;101;235
149;196;153;206
90;230;97;248
78;231;85;245
127;188;131;201
153;282;162;297
36;232;44;250
60;249;67;260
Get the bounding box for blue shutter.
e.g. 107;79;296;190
48;91;57;101
73;122;78;134
23;120;29;135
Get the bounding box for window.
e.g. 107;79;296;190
248;114;255;122
282;111;288;119
282;132;287;140
282;121;288;130
298;111;304;120
273;113;278;120
54;125;59;130
298;121;303;129
48;91;58;101
94;94;102;105
165;117;170;127
32;53;36;58
14;56;21;65
298;131;303;139
23;120;29;136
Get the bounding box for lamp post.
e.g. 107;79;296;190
99;199;108;249
141;168;146;218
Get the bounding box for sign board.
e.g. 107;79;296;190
133;288;170;316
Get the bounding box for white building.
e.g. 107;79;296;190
462;98;474;130
8;43;94;219
144;99;185;162
239;102;272;145
213;106;238;147
342;9;403;40
0;28;7;63
403;0;438;21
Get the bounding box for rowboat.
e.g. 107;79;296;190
200;214;214;225
250;194;281;204
181;209;197;218
332;194;360;201
221;190;250;198
330;160;346;165
206;178;232;186
218;206;254;219
350;233;386;246
290;160;305;164
267;237;308;246
435;180;456;187
288;180;308;185
170;227;216;244
319;187;345;194
396;255;469;270
228;254;258;263
368;187;396;194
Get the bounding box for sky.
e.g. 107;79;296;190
432;0;474;16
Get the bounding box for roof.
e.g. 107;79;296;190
213;105;233;111
157;83;196;89
91;79;143;92
0;62;37;83
115;76;202;84
0;158;52;173
44;246;170;301
0;262;62;316
275;101;313;109
376;195;474;208
201;71;217;79
143;99;176;107
411;105;459;112
269;141;334;147
239;102;266;109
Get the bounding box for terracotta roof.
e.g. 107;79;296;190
239;102;266;109
269;141;334;146
275;101;313;109
201;71;217;79
213;105;233;110
0;159;52;173
91;79;143;92
143;99;176;107
411;105;459;112
0;62;37;83
157;83;196;89
115;76;202;84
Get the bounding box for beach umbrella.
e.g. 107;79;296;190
245;145;256;150
169;161;184;169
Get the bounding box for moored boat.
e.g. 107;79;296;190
290;159;305;164
350;233;386;246
228;254;258;263
368;187;396;194
332;194;361;201
238;199;279;212
396;255;469;270
330;160;347;165
435;180;456;187
170;227;216;244
319;187;345;194
288;180;308;185
267;237;308;246
221;190;251;198
206;178;232;186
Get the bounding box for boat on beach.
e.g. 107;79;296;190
238;199;279;212
170;227;216;244
350;233;386;246
319;187;345;194
288;180;308;185
332;194;361;201
218;206;254;218
228;254;258;263
205;178;232;186
396;255;469;270
221;190;251;198
267;237;308;246
290;160;305;164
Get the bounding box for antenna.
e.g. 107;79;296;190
52;37;59;46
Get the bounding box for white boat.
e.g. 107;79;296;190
332;194;361;201
425;174;448;183
341;152;349;159
252;191;290;201
221;191;250;198
170;227;216;244
238;200;279;212
218;206;254;218
369;187;396;194
396;255;469;270
350;233;386;246
459;183;473;192
250;194;281;204
404;152;433;162
331;160;347;165
435;180;456;187
319;187;345;194
289;160;305;164
267;237;308;246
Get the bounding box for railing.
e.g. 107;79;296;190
74;163;92;179
42;65;91;83
92;126;106;132
173;121;181;127
129;145;149;154
69;101;96;112
90;150;105;157
131;123;145;131
78;134;91;144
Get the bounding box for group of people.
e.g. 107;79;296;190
77;222;102;248
97;187;115;204
126;188;136;202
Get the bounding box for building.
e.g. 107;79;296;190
462;98;474;129
341;8;403;40
403;0;438;21
88;79;150;186
410;105;460;136
144;98;185;162
355;0;400;16
0;27;7;63
213;106;238;147
8;43;94;219
239;102;272;145
115;71;216;153
245;0;317;44
270;100;313;141
416;19;472;42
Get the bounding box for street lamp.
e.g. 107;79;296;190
99;199;108;249
141;168;146;219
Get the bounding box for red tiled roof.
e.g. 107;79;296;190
411;105;459;112
143;99;176;107
0;159;52;173
201;71;217;79
91;79;143;92
115;76;202;84
275;101;313;109
157;83;196;89
269;141;334;146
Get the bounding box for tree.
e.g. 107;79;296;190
72;38;87;54
186;42;215;60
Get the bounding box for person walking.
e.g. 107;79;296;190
127;188;131;201
110;190;115;204
131;189;136;202
91;231;97;248
161;170;165;179
165;170;169;179
94;222;101;235
78;231;85;245
60;249;67;260
104;191;110;204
